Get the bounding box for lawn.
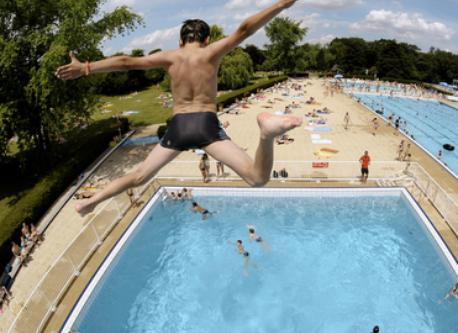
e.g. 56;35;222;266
93;84;173;127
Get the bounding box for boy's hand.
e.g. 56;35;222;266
55;52;85;81
280;0;297;8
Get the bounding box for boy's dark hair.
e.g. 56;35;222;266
180;19;210;45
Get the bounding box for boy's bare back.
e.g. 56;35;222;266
166;46;220;114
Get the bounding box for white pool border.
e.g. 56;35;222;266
61;187;458;332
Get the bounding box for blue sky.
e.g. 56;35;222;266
101;0;458;55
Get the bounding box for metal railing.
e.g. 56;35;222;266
6;160;458;332
406;163;458;236
6;178;161;333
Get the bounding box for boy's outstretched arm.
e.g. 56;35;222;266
208;0;297;59
55;51;172;81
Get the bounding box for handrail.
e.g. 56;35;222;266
7;196;121;332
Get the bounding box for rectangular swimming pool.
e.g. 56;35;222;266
354;94;458;177
64;188;458;333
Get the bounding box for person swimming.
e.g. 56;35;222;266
440;282;458;303
191;201;212;220
236;240;250;257
247;225;262;242
246;224;271;251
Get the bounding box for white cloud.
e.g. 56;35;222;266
225;0;275;10
300;0;363;10
127;26;181;52
351;10;455;45
307;34;335;45
107;0;136;7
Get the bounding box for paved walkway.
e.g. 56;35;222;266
1;78;457;331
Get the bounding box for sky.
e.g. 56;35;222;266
100;0;458;55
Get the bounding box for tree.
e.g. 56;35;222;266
0;0;141;168
128;49;148;89
244;44;266;70
219;48;253;90
264;17;307;72
208;25;254;89
210;25;225;43
329;38;369;74
146;49;166;84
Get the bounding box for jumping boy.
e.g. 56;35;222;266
56;0;301;216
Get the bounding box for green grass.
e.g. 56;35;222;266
93;85;173;127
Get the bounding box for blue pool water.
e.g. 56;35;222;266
355;94;458;176
122;135;160;147
71;192;458;333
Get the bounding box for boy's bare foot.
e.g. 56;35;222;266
75;200;96;217
257;112;302;140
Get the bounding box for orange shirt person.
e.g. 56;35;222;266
359;151;371;183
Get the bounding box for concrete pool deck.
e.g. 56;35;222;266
2;78;458;332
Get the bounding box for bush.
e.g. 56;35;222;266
217;75;287;108
0;118;128;267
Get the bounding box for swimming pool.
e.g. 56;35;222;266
64;188;458;333
122;135;160;147
355;94;458;177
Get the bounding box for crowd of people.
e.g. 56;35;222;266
1;223;44;314
342;79;445;100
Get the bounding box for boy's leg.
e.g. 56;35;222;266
204;113;302;187
76;144;180;216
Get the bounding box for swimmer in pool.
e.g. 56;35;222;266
56;0;302;217
236;240;250;257
440;282;458;303
191;201;212;220
247;224;271;251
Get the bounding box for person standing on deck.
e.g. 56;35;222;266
359;151;371;183
343;112;350;130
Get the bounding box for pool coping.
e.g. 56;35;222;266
349;93;458;180
60;187;458;333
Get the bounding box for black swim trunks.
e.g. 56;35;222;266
243;251;250;257
160;112;230;151
361;167;369;175
256;237;263;243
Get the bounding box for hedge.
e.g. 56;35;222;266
0;118;128;267
217;75;288;108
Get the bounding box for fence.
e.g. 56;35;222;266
407;163;458;236
6;160;458;332
6;178;161;333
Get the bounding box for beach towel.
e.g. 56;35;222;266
312;139;332;145
310;134;321;140
122;110;140;116
308;127;332;133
